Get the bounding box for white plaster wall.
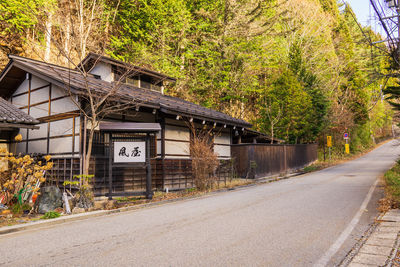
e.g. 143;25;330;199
28;140;47;154
49;137;73;154
16;141;26;154
51;97;78;115
165;125;190;141
157;140;161;156
51;85;67;98
214;132;231;158
215;132;231;145
13;79;29;95
10;75;80;156
74;135;79;153
165;140;190;156
12;94;28;108
214;145;230;158
31;76;49;89
50;118;73;136
29;123;48;139
29;103;49;118
30;87;49;104
19;128;27;140
13;76;49;96
90;62;113;82
75;117;80;133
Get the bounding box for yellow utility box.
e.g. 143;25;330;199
345;143;350;154
327;136;332;147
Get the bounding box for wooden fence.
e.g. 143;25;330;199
231;143;318;179
45;157;232;196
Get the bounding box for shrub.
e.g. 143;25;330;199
41;211;61;219
0;142;53;206
384;160;400;208
63;174;94;209
10;202;32;215
189;123;219;191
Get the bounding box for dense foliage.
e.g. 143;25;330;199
0;0;394;148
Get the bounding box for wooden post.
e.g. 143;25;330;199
146;133;153;199
108;133;113;200
284;145;287;174
47;84;52;154
161;118;166;190
83;116;87;175
26;73;31;153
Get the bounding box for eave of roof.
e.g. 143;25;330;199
80;52;176;82
2;55;251;128
0;97;39;126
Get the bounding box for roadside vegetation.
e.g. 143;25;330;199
382;160;400;211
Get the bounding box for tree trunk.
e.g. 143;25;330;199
44;12;53;61
79;0;86;58
83;121;95;175
64;19;70;65
270;125;274;144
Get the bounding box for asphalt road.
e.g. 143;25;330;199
1;140;400;267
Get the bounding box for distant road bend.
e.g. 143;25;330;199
1;140;400;266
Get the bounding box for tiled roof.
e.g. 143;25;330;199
0;97;39;125
80;52;176;82
8;55;251;128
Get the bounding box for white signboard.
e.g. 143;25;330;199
114;141;146;163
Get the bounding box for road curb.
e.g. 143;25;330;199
0;171;305;236
0;186;242;235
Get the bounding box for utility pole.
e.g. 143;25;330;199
370;0;400;62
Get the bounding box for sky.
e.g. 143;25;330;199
346;0;389;38
346;0;372;26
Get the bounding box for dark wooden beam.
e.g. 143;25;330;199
47;84;52;154
0;123;39;130
26;73;31;153
37;111;80;123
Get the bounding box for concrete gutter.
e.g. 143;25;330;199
0;171;304;236
340;209;400;266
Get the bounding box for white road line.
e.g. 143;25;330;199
314;178;379;267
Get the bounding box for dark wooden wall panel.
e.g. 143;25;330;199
232;143;318;178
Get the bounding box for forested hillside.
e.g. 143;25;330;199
0;0;394;149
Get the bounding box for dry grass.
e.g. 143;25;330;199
380;160;400;212
220;178;253;188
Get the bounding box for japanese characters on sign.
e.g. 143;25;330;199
114;141;146;163
344;133;349;140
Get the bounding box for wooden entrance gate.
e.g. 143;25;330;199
99;122;161;199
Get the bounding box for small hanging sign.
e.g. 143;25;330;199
114;141;146;163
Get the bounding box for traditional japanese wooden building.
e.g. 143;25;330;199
0;97;39;153
0;53;254;197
